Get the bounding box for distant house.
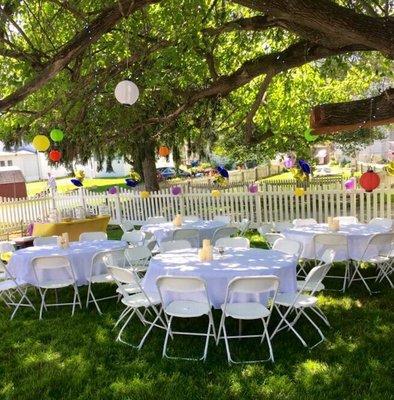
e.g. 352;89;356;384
0;166;27;198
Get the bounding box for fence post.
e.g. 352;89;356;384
255;191;262;227
49;186;57;210
113;186;122;224
79;188;86;210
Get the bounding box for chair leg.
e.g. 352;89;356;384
311;306;330;327
262;318;274;363
162;316;173;358
39;288;48;320
301;309;326;349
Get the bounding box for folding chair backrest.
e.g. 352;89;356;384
319;249;336;265
213;215;231;224
212;227;238;244
146;216;167;224
125;246;151;263
120;220;134;233
79;231;107;241
215;237;250;249
273;221;293;232
264;233;284;247
257;223;274;235
272;238;302;257
293;218;317;228
121;230;145;244
363;233;394;258
32;255;74;285
0;241;15;253
90;250;112;277
227;275;279;294
334;216;358;225
314;233;349;260
103;250;126;268
368;218;393;230
184;215;199;222
160;240;191;252
33;236;59;246
172;229;199;247
303;263;332;294
238;218;250;233
107;266;141;299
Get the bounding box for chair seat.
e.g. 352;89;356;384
297;280;325;292
0;279;18;292
90;274;114;284
165;300;210;317
361;256;390;264
38;278;75;289
121;292;159;308
221;302;270;319
116;283;141;295
276;292;317;308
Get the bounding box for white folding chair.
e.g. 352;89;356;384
145;216;167;224
258;231;284;249
334;216;358;225
121;230;145;246
215;237;250;249
86;250;123;314
120;220;134;233
213;215;231;224
271;261;333;349
368;218;393;230
349;232;394;294
184;215;200;222
217;276;280;364
172;228;200;247
33;236;59;246
273;221;293;232
159;240;192;253
293;218;317;228
124;246;152;275
313;233;350;292
32;255;82;319
257;223;274;235
0;260;35;319
156;276;216;361
108;266;166;349
238;218;250;236
212;227;239;245
272;238;302;258
79;231;107;241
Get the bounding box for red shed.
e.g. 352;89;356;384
0;167;27;199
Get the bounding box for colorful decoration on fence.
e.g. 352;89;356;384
108;186;117;194
304;128;318;142
214;175;228;188
211;189;221;198
32;135;50;152
217;166;229;178
140;190;150;199
248;183;258;194
158;146;170;157
70;178;83;187
50;129;64;142
283;156;295;169
114;80;139;106
298;159;311;175
294;187;305;197
384;161;394;177
344;178;356;190
49;149;62;162
290;167;307;181
359;169;380;192
171;186;182;196
125;178;138;187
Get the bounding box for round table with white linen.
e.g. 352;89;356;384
140;219;227;246
283;223;390;260
7;240;127;286
142;248;297;308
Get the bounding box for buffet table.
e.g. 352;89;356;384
32;215;110;242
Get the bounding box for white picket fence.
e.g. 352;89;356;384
1;184;393;234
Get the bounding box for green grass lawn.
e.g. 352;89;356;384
0;230;393;400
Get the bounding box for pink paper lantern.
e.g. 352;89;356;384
344;178;355;190
108;186;117;194
283;156;294;169
248;183;258;194
171;186;182;196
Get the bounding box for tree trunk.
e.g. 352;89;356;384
142;146;159;192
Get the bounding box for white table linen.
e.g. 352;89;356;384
7;240;127;286
142;248;297;308
140;219;227;245
283;223;390;260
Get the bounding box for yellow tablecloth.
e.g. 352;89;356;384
32;215;110;242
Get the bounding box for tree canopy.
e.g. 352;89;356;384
0;0;392;188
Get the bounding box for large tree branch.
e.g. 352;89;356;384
234;0;394;57
311;88;394;133
0;0;160;113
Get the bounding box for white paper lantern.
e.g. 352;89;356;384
114;80;139;105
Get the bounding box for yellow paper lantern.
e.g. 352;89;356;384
211;189;221;198
32;135;50;152
140;190;150;199
294;187;305;197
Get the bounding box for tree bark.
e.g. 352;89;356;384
142;144;159;192
311;88;394;134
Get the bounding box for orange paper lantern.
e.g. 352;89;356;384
49;149;62;162
158;146;170;157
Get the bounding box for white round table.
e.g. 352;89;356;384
7;240;127;286
140;219;227;245
142;248;297;308
283;223;390;260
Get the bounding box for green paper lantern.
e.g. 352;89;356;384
50;129;64;142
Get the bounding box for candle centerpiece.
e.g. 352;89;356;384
173;214;183;227
57;232;70;249
199;239;213;261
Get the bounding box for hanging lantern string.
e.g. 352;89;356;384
118;0;134;72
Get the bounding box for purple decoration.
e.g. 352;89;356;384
298;159;311;174
344;178;356;190
248;183;258;194
27;223;34;236
108;186;117;194
125;178;138;187
171;186;182;196
217;166;229;178
71;178;83;187
283;156;294;169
